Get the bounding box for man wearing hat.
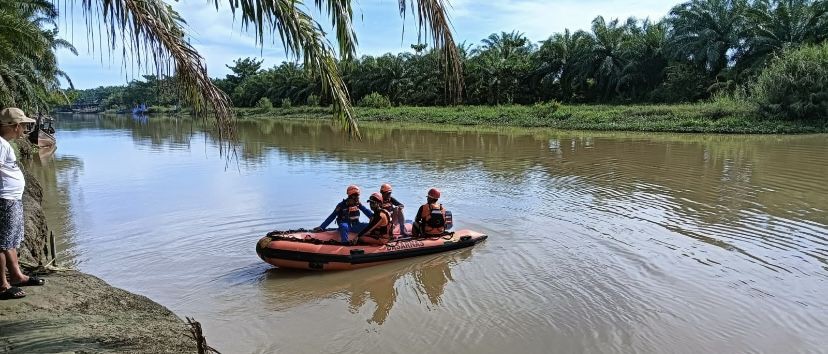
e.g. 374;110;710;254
1;107;45;300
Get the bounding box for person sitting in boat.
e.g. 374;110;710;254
314;185;373;245
356;193;393;246
379;183;410;237
413;188;447;237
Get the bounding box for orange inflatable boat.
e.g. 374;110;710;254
256;228;488;271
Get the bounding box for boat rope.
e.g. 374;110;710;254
265;229;456;247
265;229;343;245
385;232;455;248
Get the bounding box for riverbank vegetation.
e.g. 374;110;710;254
230;102;825;134
74;0;828;129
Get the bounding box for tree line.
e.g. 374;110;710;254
73;0;828;110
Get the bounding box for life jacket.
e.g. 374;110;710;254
336;199;362;224
381;197;394;214
421;203;446;235
381;194;398;216
366;210;392;239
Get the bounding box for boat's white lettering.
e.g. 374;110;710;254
386;240;424;251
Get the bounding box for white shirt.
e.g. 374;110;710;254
0;136;25;200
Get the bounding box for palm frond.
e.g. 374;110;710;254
215;0;358;136
83;0;235;151
398;0;463;103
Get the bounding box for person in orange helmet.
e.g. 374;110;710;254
413;188;447;237
357;193;392;246
314;185;373;245
379;183;410;237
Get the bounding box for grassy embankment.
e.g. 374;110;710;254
106;102;828;134
232;102;827;134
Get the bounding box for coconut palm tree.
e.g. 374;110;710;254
69;0;461;141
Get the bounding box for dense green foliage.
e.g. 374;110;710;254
73;0;828;123
752;43;828;120
0;0;76;111
358;92;391;108
234;103;826;133
255;97;273;111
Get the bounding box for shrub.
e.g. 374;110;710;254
752;44;828;121
358;92;391;108
280;98;292;108
306;94;320;106
531;100;562;119
255;97;272;111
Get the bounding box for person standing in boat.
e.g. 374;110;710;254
379;183;410;237
413;188;447;237
357;193;393;246
314;185;373;245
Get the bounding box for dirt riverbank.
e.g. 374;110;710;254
0;271;196;353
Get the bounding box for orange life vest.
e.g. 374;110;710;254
420;203;446;235
337;199;362;224
366;209;392;239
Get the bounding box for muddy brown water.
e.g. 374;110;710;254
29;115;827;353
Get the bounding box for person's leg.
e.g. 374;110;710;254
395;208;409;236
0;251;9;290
4;249;28;284
350;222;368;233
358;235;389;246
338;222;352;243
2;199;28;284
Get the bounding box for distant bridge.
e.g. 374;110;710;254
55;101;102;113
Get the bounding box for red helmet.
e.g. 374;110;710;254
369;192;384;204
427;188;441;199
380;183;392;193
346;185;360;196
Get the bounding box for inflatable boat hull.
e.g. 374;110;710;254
256;229;487;271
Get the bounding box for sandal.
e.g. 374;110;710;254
0;286;26;300
12;275;45;287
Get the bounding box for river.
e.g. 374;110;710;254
28;114;828;353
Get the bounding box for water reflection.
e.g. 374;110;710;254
23;147;84;265
262;249;472;325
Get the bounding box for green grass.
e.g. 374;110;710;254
152;102;828;134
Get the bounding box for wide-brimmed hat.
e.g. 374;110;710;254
0;108;36;125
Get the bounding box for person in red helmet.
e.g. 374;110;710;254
315;185;373;245
379;183;410;237
357;192;392;246
413;188;448;237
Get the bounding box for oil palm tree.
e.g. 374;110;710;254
0;0;76;111
69;0;461;141
470;31;534;104
535;29;592;101
738;0;828;72
578;16;631;101
668;0;748;76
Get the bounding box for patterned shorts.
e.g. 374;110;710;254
0;198;24;250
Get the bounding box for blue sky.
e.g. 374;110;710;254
57;0;676;89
